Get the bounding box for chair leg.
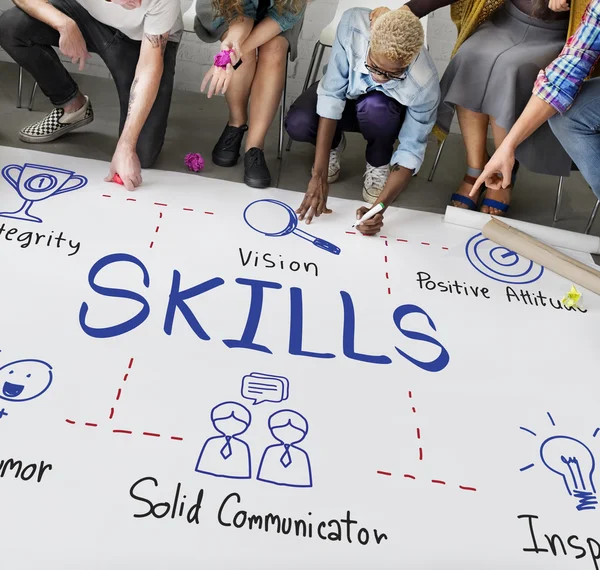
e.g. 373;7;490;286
17;66;23;109
286;42;322;153
584;199;600;235
278;56;289;160
28;82;38;111
428;138;446;182
553;176;565;223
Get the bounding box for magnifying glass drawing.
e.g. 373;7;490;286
243;199;341;255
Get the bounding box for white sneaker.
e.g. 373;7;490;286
327;132;346;183
362;162;390;204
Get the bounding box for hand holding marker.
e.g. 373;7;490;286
353;202;385;228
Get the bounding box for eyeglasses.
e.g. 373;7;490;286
364;62;408;81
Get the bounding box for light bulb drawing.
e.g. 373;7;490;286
519;412;599;512
540;436;597;511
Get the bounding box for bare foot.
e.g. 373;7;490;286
480;186;511;216
451;174;483;209
63;92;86;114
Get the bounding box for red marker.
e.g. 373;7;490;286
113;173;124;185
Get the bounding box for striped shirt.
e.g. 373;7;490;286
533;0;600;114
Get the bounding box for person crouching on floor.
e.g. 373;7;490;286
284;7;440;235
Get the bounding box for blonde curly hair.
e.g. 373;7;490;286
213;0;306;23
371;9;424;67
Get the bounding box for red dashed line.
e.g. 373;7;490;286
149;241;154;249
116;388;122;401
397;238;408;243
385;272;389;279
184;208;194;212
204;211;214;215
154;202;168;206
384;255;388;263
380;472;477;491
127;198;136;202
416;428;421;439
66;422;184;441
419;448;423;460
412;407;416;413
387;287;391;295
380;235;388;239
128;358;134;369
155;226;160;233
159;212;163;219
109;408;114;420
102;194;111;198
408;391;412;398
123;373;129;382
421;242;430;246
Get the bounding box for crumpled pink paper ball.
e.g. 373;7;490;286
185;153;205;172
214;49;234;68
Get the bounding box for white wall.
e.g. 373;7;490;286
0;0;459;126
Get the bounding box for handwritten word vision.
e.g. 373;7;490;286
78;253;450;373
0;223;80;256
129;477;388;547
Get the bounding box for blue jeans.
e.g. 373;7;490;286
549;78;600;200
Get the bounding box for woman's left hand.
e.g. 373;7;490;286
201;40;241;98
548;0;570;12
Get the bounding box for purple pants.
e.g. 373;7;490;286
285;82;406;167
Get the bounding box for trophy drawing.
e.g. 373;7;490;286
1;163;88;223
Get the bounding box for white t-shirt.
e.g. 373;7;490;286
76;0;183;42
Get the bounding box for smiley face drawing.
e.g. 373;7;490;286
0;359;53;402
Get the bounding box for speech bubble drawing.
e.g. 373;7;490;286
241;372;289;405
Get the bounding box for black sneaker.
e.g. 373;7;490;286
212;124;248;167
244;148;271;188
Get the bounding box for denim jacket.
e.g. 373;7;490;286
317;8;440;172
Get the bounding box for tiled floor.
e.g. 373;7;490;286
1;61;598;241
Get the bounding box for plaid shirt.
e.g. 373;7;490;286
533;0;600;114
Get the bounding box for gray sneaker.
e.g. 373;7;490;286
19;96;94;144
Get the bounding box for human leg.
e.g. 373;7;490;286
355;91;405;203
549;79;600;200
451;106;490;209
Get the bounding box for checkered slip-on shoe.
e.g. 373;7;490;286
19;96;94;144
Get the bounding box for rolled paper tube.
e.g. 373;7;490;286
482;218;600;296
444;206;600;255
214;49;234;68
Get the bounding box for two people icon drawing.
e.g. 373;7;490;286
194;401;312;488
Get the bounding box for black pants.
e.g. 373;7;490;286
0;0;178;168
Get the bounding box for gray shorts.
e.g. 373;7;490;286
194;0;303;61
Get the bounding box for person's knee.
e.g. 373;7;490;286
284;105;311;141
138;143;162;169
0;8;30;49
258;35;289;64
359;93;402;132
